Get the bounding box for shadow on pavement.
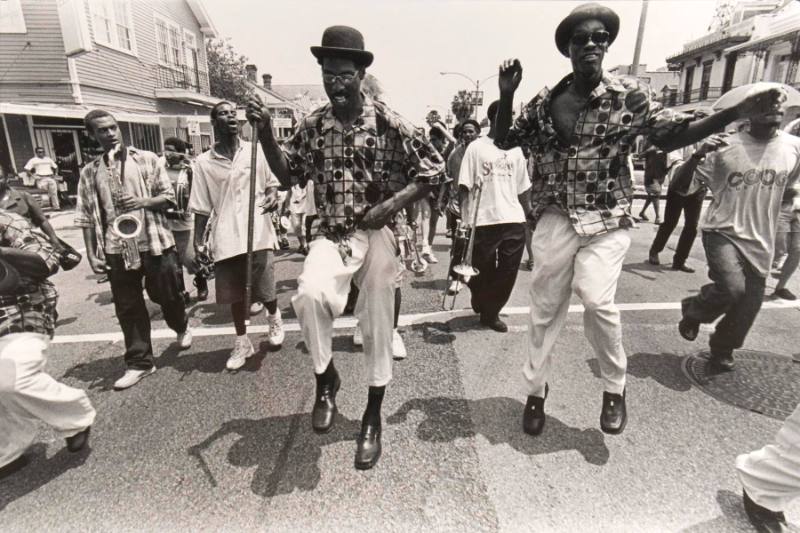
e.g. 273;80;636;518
387;396;610;466
187;413;360;497
679;489;776;532
0;444;90;512
585;352;692;393
84;289;114;306
621;261;662;281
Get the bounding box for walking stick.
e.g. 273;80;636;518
244;122;258;326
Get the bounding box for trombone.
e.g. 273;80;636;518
441;181;483;310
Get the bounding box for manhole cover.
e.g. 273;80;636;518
682;350;800;420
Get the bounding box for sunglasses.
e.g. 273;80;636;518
570;30;610;48
322;72;357;85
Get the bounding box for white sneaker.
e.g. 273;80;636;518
266;309;284;347
177;328;193;350
447;280;461;295
422;247;438;264
353;323;363;347
392;329;407;360
226;337;254;370
114;367;156;390
249;301;264;315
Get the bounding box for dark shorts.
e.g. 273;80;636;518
214;250;274;305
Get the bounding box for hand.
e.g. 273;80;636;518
88;256;107;275
245;95;273;136
360;199;395;230
119;193;151;211
524;209;537;231
696;134;729;158
735;86;786;120
260;187;279;213
498;58;523;95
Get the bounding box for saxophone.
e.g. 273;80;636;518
108;145;142;270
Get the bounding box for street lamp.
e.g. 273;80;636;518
440;71;499;119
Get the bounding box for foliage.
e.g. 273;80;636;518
451;90;473;123
425;110;442;126
206;38;251;105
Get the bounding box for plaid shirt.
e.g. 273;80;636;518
0;210;59;337
281;94;446;241
499;73;691;237
75;146;176;260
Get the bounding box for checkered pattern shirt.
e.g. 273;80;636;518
281;95;446;241
499;73;691;237
74;147;176;260
0;211;59;337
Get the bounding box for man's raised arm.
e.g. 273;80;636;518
245;96;292;187
494;59;523;145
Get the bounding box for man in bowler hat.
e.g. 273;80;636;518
246;26;445;470
493;2;785;437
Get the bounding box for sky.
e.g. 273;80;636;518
204;0;719;124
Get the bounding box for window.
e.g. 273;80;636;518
0;0;27;33
154;15;183;67
90;0;134;52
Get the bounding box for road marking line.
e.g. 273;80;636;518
50;300;800;345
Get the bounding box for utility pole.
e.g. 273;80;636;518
631;0;649;77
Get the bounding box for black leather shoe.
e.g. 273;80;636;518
480;314;508;333
312;372;341;434
354;422;382;470
671;263;695;273
522;384;548;436
648;252;660;265
709;350;735;371
743;490;788;533
600;389;627;435
66;426;91;452
678;316;699;341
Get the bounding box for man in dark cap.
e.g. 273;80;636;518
246;25;445;470
493;2;784;437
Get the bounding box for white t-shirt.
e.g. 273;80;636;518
289;181;317;216
689;130;800;275
24;156;57;176
459;136;530;226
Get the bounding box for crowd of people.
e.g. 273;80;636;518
1;2;799;529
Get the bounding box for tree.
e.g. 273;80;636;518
451;90;473;122
206;38;251;104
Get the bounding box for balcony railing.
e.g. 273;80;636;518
155;65;210;96
660;86;725;107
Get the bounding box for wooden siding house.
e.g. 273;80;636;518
0;0;219;194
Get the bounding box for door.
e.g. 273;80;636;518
700;60;713;101
722;53;737;94
51;130;80;194
683;66;695;104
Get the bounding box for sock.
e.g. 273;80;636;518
232;302;247;336
363;385;385;425
394;288;401;328
264;299;278;315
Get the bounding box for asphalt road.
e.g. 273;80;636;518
1;201;799;532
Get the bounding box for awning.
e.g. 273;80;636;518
726;28;800;54
0;102;211;125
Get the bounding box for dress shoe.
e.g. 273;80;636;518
522;384;548;436
678;316;699;341
648;251;660;265
354;421;382;470
600;389;627;434
312;371;341;434
480;314;508;333
773;288;797;301
639;211;649;221
66;426;91;452
743;490;788;533
671;263;695;273
470;297;482;315
709;350;735;371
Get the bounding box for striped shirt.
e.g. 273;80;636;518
75;146;176;260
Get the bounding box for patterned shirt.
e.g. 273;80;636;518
498;72;691;236
281;94;446;240
75;146;176;260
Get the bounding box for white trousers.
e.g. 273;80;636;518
523;209;631;396
736;403;800;512
35;176;60;210
292;228;400;387
0;333;96;468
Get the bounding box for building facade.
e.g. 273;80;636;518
0;0;219;191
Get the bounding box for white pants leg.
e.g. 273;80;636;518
36;177;60;210
523;210;580;397
736;403;800;512
292;228;399;386
0;334;96;467
572;227;631;395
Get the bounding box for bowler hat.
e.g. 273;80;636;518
555;3;620;57
0;258;21;295
311;26;374;68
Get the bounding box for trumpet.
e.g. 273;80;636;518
394;212;427;273
441;182;483;310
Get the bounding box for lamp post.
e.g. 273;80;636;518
440;71;499;120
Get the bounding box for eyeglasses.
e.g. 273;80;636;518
322;72;357;84
570;30;610;48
